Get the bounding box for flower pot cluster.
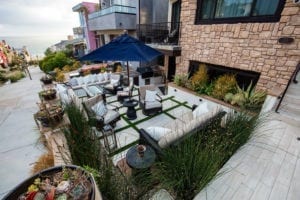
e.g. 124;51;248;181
3;165;96;200
35;102;64;127
40;75;53;85
40;89;57;101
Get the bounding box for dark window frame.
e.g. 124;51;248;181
195;0;286;24
188;60;261;90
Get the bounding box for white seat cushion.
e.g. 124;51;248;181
145;101;162;109
97;74;104;82
103;72;108;81
104;109;119;124
145;90;157;102
110;78;119;86
84;75;92;85
192;102;209;118
146;127;171;141
76;77;84;86
69;78;78;87
91;101;107;117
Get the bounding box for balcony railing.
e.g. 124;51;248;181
89;5;136;19
73;27;84;35
137;22;181;45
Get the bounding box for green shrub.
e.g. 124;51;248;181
211;74;237;100
152;112;260;199
71;61;81;70
6;71;25;82
174;73;189;87
39;52;73;72
0;71;8;82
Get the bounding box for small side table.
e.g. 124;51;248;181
122;99;138;120
126;145;156;169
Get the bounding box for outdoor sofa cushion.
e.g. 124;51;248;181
146;127;172;141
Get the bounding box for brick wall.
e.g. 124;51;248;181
178;0;300;96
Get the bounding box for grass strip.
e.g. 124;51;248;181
108;140;139;157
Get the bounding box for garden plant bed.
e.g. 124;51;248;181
3;165;96;200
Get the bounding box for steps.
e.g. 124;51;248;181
277;72;300;127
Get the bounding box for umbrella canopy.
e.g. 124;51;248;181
80;34;162;62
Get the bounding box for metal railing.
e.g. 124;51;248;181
89;5;136;19
137;22;181;45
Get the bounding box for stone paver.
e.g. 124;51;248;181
194;114;300;200
0;67;45;198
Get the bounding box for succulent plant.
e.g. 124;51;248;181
224;93;234;103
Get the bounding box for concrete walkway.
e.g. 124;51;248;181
194;113;300;200
0;67;45;198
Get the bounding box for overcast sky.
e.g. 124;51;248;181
0;0;99;37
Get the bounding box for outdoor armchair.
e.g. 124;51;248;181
117;77;134;102
104;74;122;94
82;94;120;130
138;85;163;116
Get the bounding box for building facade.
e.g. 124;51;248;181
88;0;138;47
73;2;98;56
177;0;299;96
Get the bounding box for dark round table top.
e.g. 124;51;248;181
126;145;156;169
122;99;138;108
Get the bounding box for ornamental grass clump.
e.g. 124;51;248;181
174;73;189;87
211;74;237;100
63;104;135;200
152;111;261;200
188;63;209;93
6;70;25;82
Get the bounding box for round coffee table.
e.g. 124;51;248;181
126;145;156;169
122;99;138;120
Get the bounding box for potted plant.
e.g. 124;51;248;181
40;75;53;84
35;104;64;127
40;89;57;101
3;165;96;200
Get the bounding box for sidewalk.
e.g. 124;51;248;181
0;67;46;198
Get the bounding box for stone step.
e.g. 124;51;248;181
273;111;300;127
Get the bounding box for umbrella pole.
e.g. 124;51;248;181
127;61;130;85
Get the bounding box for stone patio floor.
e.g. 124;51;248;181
1;67;299;200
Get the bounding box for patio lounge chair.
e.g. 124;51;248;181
104;74;122;94
82;94;120;130
138;103;226;155
138;85;163;116
117;77;134;102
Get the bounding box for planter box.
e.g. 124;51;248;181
3;165;96;200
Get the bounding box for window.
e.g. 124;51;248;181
196;0;285;24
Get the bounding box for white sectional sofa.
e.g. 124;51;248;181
138;102;226;155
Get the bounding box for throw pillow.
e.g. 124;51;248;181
146;127;171;141
91;100;107;117
145;90;157;102
103;72;108;81
97;73;104;82
69;78;78;87
76;77;84;85
110;78;119;86
84;76;91;84
192;102;209;118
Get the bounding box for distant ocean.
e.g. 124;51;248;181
0;35;67;59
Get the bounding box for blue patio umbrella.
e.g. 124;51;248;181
80;33;163;80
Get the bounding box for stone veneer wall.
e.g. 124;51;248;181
178;0;300;96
